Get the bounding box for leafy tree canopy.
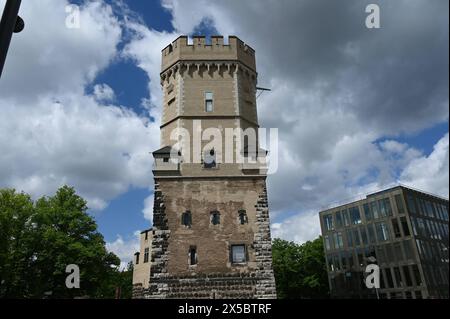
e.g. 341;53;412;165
0;186;130;298
272;237;329;299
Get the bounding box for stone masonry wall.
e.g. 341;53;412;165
254;185;277;298
142;178;276;299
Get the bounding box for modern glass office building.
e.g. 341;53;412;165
319;185;449;299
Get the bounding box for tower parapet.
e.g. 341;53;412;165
161;35;256;73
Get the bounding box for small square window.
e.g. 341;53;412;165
231;245;246;263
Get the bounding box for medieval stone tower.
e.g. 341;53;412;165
145;35;276;299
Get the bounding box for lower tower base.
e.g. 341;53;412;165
141;178;277;299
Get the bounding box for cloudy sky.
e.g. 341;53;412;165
0;0;448;268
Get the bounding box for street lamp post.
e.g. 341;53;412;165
0;0;24;78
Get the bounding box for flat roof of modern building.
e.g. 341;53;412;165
320;184;449;214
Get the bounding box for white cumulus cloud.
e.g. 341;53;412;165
93;83;115;102
106;231;140;270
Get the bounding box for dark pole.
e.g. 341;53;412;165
0;0;22;78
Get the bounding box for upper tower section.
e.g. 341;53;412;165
161;35;256;74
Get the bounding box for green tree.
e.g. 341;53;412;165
0;186;122;298
0;189;36;297
97;261;134;299
272;237;329;299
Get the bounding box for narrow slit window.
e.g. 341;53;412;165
210;211;220;225
205;92;213;112
189;246;197;265
238;210;248;225
144;248;149;263
135;252;140;265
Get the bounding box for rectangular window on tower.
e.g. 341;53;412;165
230;244;247;264
135;252;140;265
144;248;149;263
189;246;197;266
205;92;213;112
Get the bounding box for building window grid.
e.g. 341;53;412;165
346;229;353;248
342;209;350;226
391;218;402;238
393;267;404;288
333;232;344;249
393;243;404;263
402;240;414;260
402;265;413;287
400;216;411;237
353;228;361;246
367;224;377;244
375;222;390;242
363;203;372;222
406;194;417;214
385;267;394;288
349;206;362;225
322;192;449;298
335;211;343;228
395;194;405;214
323;214;334;231
324;235;332;251
360;227;369;246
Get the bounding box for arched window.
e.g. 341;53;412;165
181;210;192;227
238;210;248;225
189;246;197;265
203;148;216;168
134;252;140;265
210;211;220;225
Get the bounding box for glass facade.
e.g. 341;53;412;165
320;186;449;299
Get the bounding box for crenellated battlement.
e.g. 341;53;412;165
161;35;256;73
